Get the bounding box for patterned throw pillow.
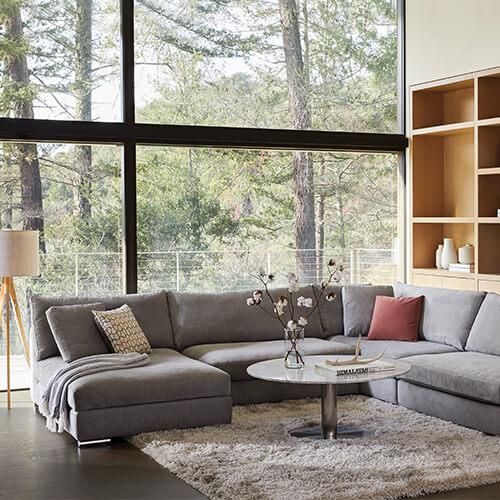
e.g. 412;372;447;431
92;304;152;354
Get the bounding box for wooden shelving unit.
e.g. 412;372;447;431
410;68;500;292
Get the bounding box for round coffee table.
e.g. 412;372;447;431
247;355;411;440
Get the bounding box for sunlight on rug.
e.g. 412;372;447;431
128;396;500;500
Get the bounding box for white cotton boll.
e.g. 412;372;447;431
247;298;256;306
278;297;288;307
298;317;308;326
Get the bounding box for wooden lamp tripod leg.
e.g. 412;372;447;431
0;277;11;409
0;278;6;324
8;278;30;367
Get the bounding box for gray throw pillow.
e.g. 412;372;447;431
46;303;108;362
395;282;486;350
342;285;394;337
465;293;500;356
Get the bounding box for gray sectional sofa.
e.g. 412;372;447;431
30;282;500;444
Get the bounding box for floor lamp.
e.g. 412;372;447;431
0;230;40;409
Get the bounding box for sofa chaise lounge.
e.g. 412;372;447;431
30;283;500;444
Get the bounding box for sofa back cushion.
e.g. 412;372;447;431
394;282;485;350
313;285;343;336
46;303;108;362
31;291;173;360
465;293;500;356
342;285;394;337
168;286;324;350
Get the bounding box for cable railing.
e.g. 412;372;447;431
24;247;397;295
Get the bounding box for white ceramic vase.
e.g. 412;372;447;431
458;244;474;264
441;238;458;269
435;244;444;269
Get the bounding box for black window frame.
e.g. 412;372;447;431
0;0;408;294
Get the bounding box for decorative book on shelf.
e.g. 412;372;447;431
315;359;395;377
448;263;475;273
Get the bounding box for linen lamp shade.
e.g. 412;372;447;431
0;230;40;277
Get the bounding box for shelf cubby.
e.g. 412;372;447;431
478;174;500;217
478;125;500;169
478;73;500;120
478;224;500;275
412;79;474;129
412;131;474;217
412;223;475;269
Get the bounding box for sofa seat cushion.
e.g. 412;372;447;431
328;335;458;359
46;349;230;411
183;339;355;381
400;352;500;405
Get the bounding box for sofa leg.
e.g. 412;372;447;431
77;439;112;447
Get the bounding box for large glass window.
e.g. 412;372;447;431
0;0;121;121
0;2;405;393
135;0;398;132
0;142;122;389
137;146;400;293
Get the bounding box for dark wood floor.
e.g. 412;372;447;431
1;391;500;500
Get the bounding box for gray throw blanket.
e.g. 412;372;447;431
39;353;150;433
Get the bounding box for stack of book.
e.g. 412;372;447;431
448;263;474;273
315;359;395;377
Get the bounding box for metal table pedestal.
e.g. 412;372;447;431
288;385;369;440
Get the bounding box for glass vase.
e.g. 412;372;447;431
284;326;305;369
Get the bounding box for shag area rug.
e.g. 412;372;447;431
129;396;500;500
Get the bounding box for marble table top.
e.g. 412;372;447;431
247;355;412;385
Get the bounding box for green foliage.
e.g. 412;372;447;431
1;0;399;302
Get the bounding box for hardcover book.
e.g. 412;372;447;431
315;359;395;377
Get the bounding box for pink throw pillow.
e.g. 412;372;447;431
367;295;423;342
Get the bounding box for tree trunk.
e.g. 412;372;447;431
0;147;14;228
336;186;346;250
316;158;325;280
3;5;45;251
74;0;93;218
336;166;347;252
278;0;315;282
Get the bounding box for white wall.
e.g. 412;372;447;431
406;0;500;86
